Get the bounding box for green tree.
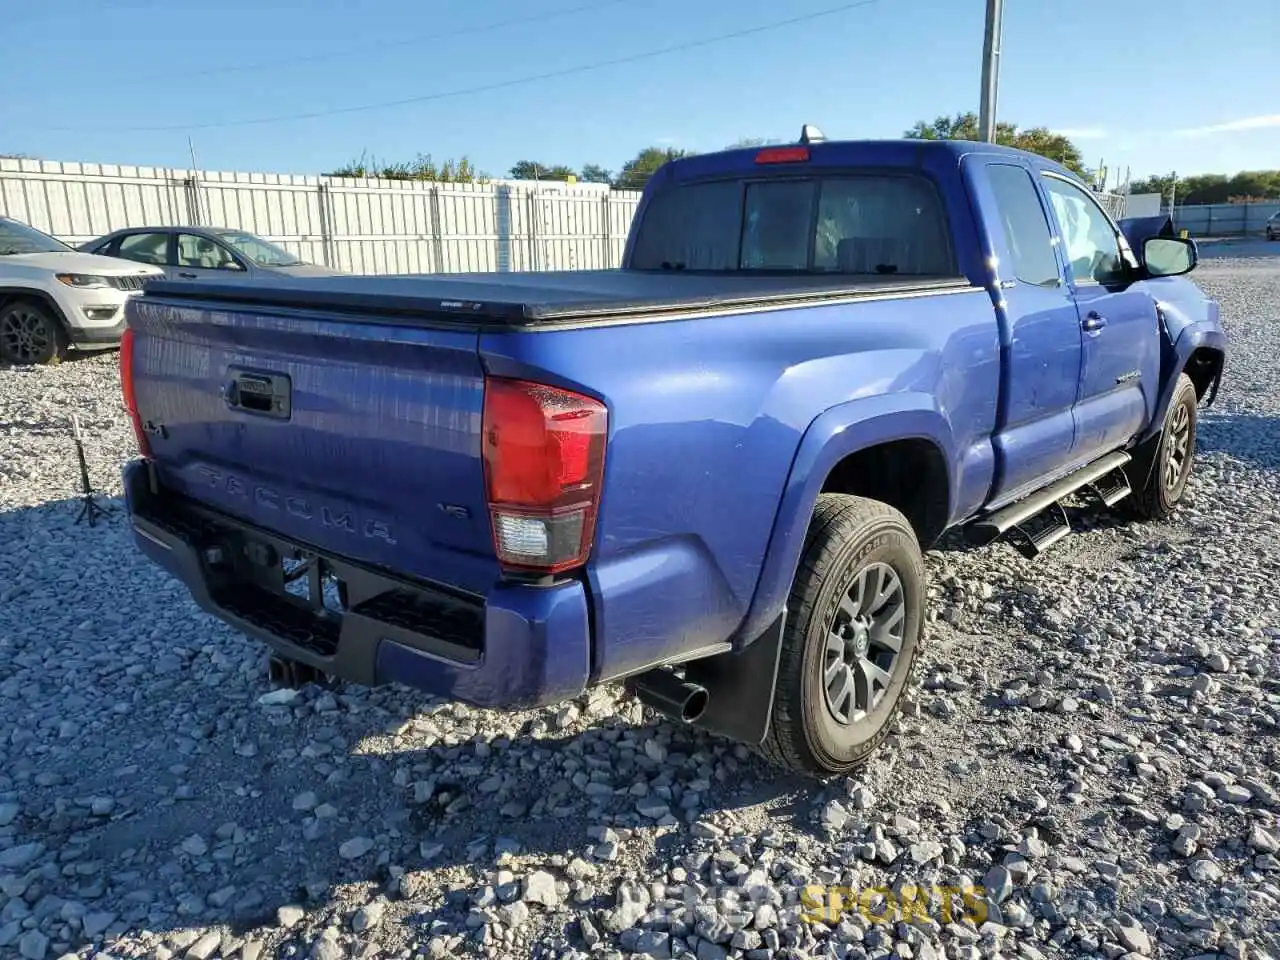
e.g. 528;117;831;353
508;161;578;182
613;146;695;192
904;112;1088;178
1130;170;1280;205
1127;173;1176;203
579;164;613;184
326;150;484;182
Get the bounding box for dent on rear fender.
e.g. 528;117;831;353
587;535;742;683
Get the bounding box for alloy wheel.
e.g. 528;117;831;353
822;561;906;724
0;308;53;364
1164;401;1192;492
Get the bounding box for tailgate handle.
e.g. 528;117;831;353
225;369;291;420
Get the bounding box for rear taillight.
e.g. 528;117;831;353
482;377;607;576
119;327;151;459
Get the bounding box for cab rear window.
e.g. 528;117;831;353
629;174;956;276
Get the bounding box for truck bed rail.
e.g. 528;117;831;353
140;272;976;330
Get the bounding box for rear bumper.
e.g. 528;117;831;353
121;460;591;710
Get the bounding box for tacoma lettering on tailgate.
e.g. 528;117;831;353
192;465;398;545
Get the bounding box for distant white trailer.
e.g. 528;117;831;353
1122;193;1163;219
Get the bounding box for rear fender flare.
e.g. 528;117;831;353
734;393;955;646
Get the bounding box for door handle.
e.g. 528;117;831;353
224;369;292;419
178;272;198;279
1081;311;1108;333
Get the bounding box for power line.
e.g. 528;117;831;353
8;1;166;27
115;0;631;87
28;0;883;134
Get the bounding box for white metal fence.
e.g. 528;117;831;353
1169;201;1280;238
0;157;1144;275
1096;192;1126;220
0;157;644;275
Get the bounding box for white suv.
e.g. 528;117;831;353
0;216;164;365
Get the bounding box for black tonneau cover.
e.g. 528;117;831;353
142;269;973;328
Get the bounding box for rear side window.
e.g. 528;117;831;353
986;164;1060;286
117;232;170;266
630;174;955;275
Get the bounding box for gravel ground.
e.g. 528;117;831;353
1;240;1278;960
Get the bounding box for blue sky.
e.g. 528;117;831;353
5;0;1277;184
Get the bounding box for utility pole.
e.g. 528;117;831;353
978;0;1004;142
186;136;205;227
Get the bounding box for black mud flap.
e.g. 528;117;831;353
682;610;786;746
1205;364;1223;407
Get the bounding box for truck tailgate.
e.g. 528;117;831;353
127;297;497;596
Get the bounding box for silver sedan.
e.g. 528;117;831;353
81;227;345;283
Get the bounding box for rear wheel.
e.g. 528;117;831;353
0;301;64;366
760;494;925;778
1126;373;1197;521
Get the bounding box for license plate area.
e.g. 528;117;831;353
140;492;486;665
213;531;485;663
216;540;347;656
281;553;348;615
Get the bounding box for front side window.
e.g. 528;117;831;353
630;174;955;275
177;234;242;270
215;231;303;267
1041;175;1124;284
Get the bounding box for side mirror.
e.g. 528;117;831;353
1143;236;1197;278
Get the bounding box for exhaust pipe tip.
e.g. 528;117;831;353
268;654;328;689
630;668;710;724
679;686;710;723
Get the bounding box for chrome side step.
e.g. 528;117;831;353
1085;464;1134;508
966;451;1132;559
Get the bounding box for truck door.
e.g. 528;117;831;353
1038;173;1160;464
978;161;1085;504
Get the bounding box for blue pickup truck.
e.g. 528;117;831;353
120;132;1226;778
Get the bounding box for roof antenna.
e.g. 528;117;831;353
799;124;826;144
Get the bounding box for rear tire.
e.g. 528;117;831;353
759;494;925;778
1125;373;1197;521
0;300;65;366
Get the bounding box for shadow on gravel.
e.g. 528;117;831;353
0;348;111;372
1195;411;1280;471
928;413;1280;560
0;496;815;952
